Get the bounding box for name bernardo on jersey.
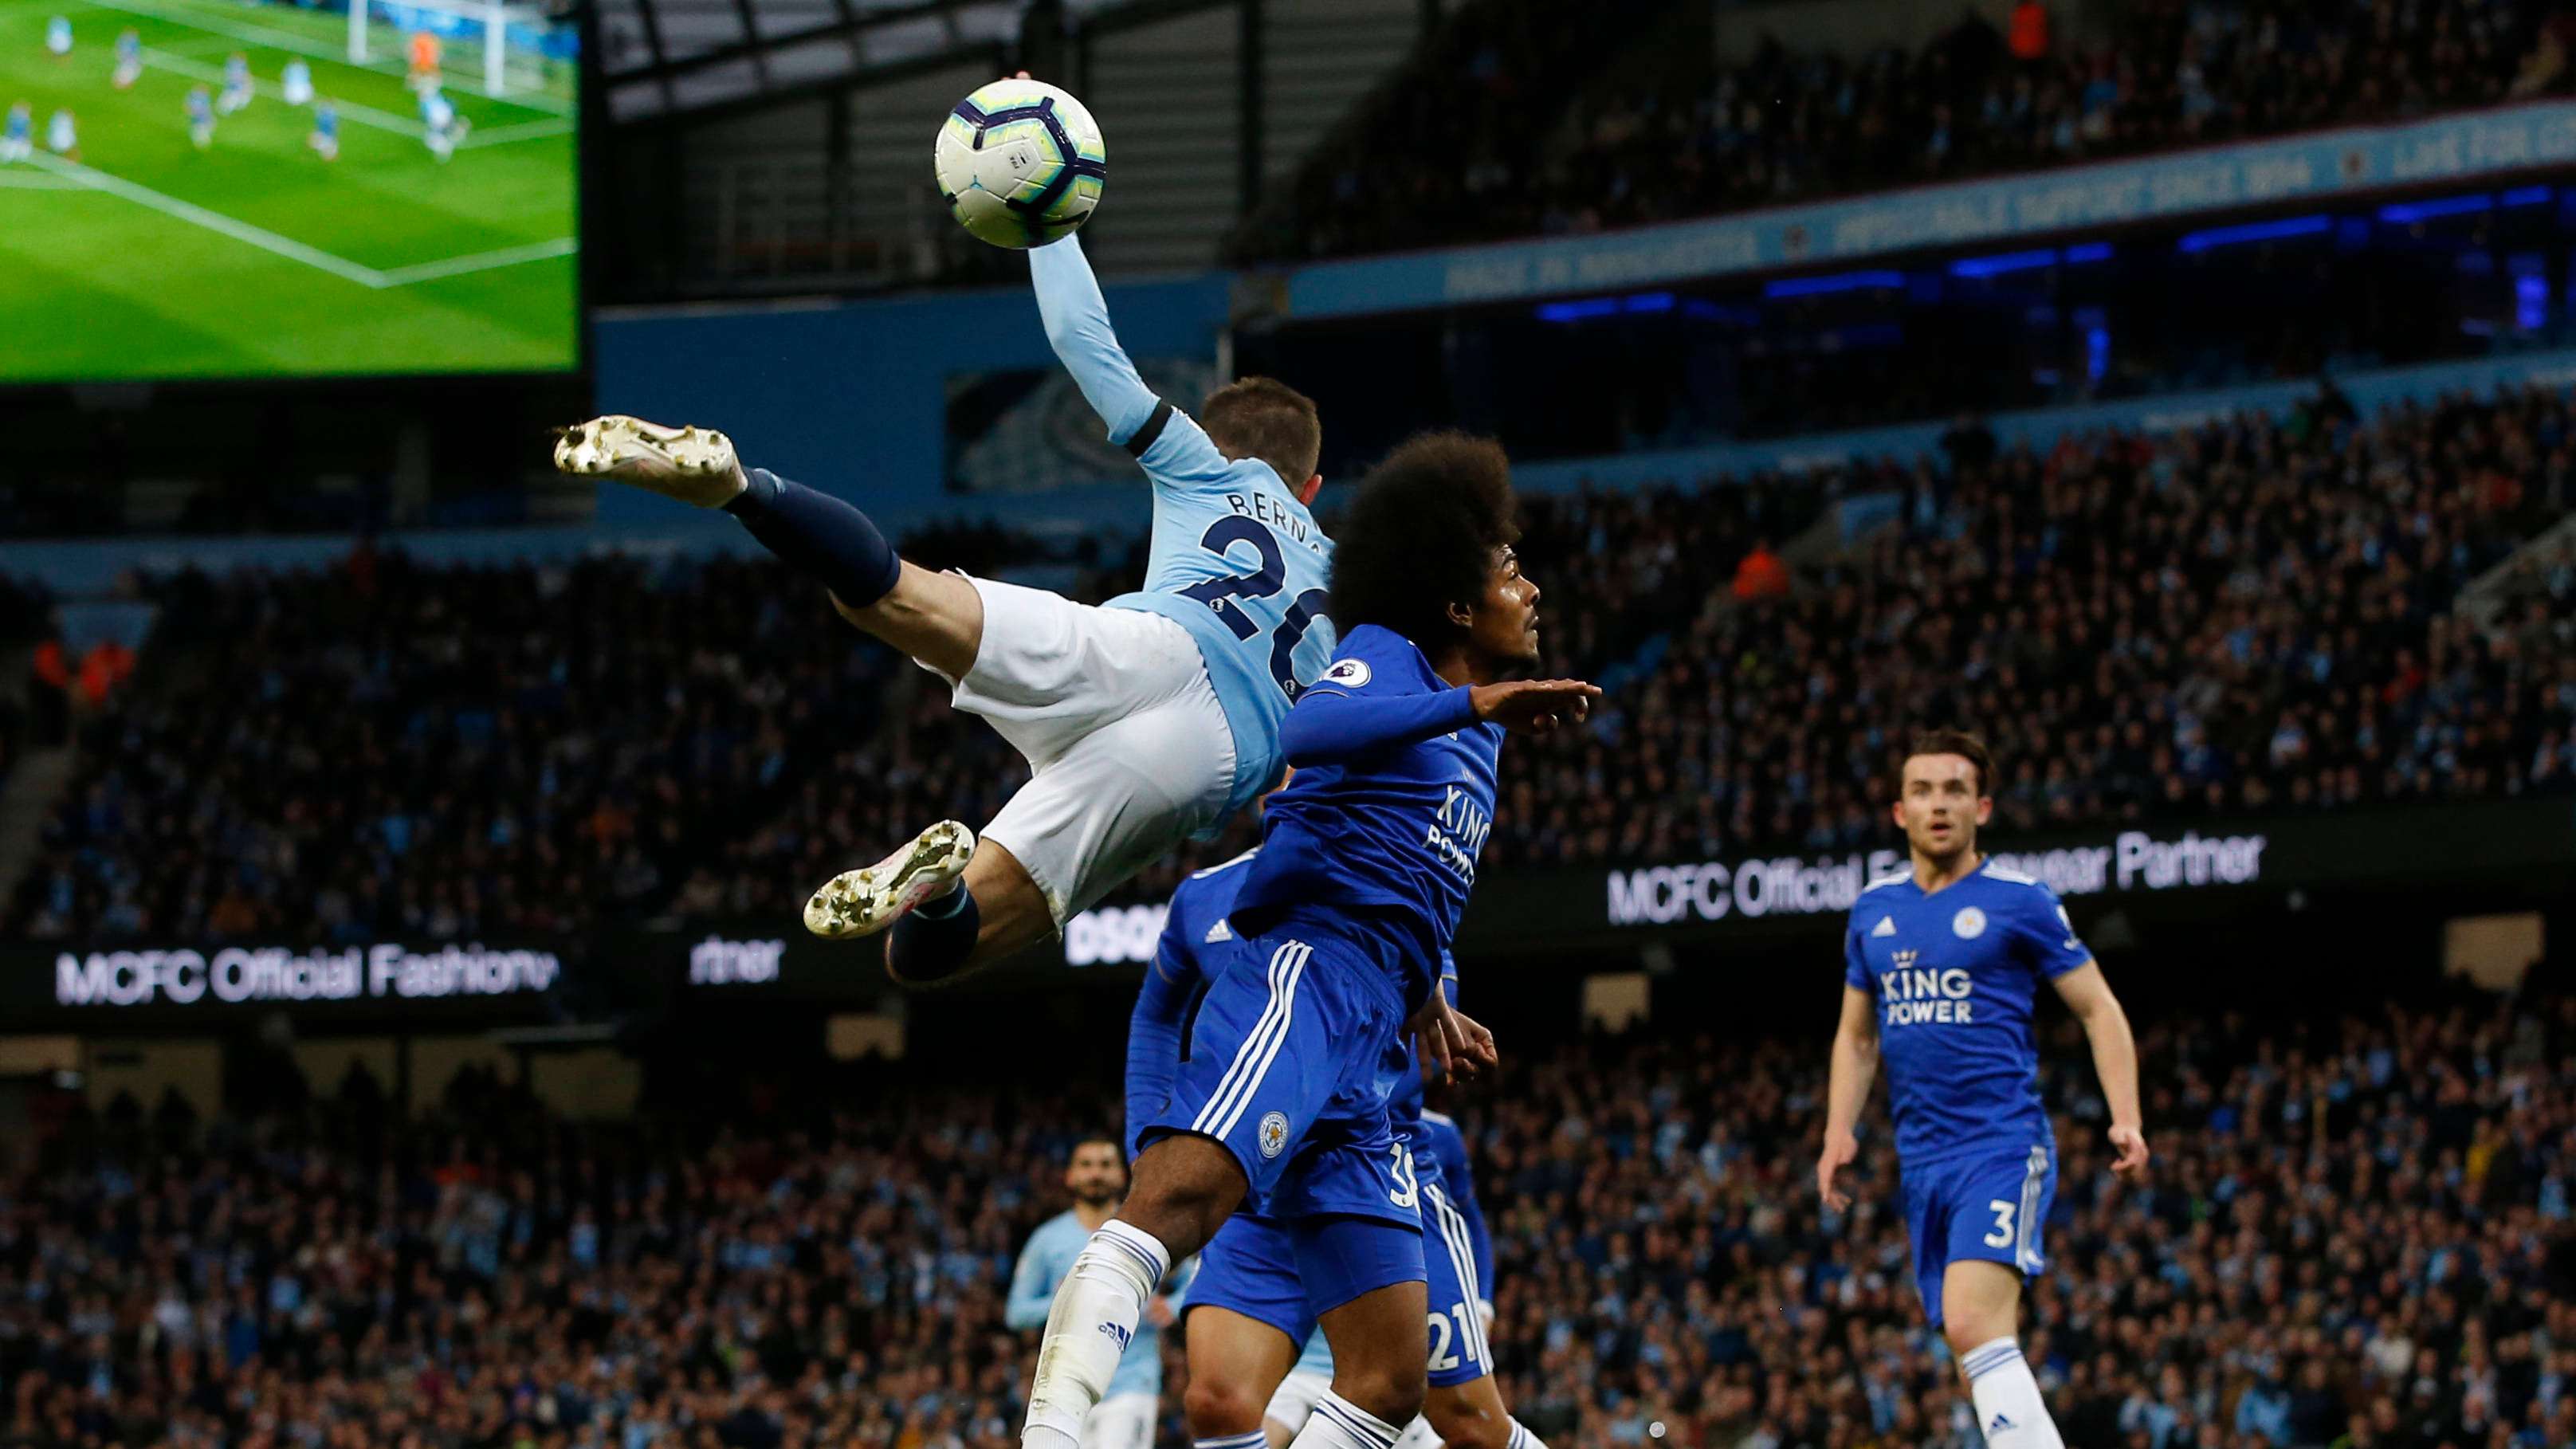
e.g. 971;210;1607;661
1223;491;1328;554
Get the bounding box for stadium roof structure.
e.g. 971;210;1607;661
599;0;1133;117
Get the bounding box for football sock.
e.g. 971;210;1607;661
887;884;979;984
1198;1432;1269;1449
1962;1338;2066;1449
1388;1409;1545;1449
1290;1392;1402;1449
1022;1220;1170;1449
722;467;903;610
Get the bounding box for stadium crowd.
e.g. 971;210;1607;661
525;378;2576;902
2;993;2571;1449
1234;0;2576;261
3;551;895;944
9;382;2574;940
1489;383;2576;866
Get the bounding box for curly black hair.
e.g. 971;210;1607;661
1327;431;1520;650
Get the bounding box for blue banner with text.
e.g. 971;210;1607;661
1284;101;2576;320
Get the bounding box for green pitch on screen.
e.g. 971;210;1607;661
0;0;575;381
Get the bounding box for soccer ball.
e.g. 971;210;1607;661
933;78;1106;249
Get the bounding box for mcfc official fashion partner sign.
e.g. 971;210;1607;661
51;942;561;1008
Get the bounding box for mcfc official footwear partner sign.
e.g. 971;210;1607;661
1605;829;2272;927
51;943;560;1009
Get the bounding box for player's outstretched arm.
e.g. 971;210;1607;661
1278;677;1599;766
1471;679;1603;737
2052;962;2150;1177
1029;234;1162;446
1817;984;1879;1211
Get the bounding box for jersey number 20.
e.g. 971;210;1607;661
1176;516;1329;699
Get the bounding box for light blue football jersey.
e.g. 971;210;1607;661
1005;1210;1191;1402
1030;235;1337;818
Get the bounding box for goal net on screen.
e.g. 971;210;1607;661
344;0;568;101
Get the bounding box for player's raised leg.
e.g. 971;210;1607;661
554;416;985;674
555;414;1057;969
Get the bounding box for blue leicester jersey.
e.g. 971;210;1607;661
1006;1211;1191;1401
1030;236;1337;818
1844;858;2094;1165
1231;626;1502;1010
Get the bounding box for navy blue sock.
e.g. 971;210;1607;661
722;468;904;609
887;885;980;985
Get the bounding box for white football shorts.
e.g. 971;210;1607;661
929;575;1237;929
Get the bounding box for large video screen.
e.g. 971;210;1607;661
0;0;577;381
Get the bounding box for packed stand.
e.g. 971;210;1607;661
5;550;897;944
1490;383;2576;867
6;993;2575;1449
1234;0;2575;262
709;461;1841;910
16;384;2573;940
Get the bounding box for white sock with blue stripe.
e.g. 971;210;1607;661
1197;1433;1269;1449
1021;1219;1170;1449
1390;1414;1546;1449
1289;1391;1401;1449
1961;1337;2064;1449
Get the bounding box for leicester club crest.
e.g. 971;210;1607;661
1257;1111;1290;1159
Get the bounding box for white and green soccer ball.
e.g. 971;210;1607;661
933;78;1106;249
